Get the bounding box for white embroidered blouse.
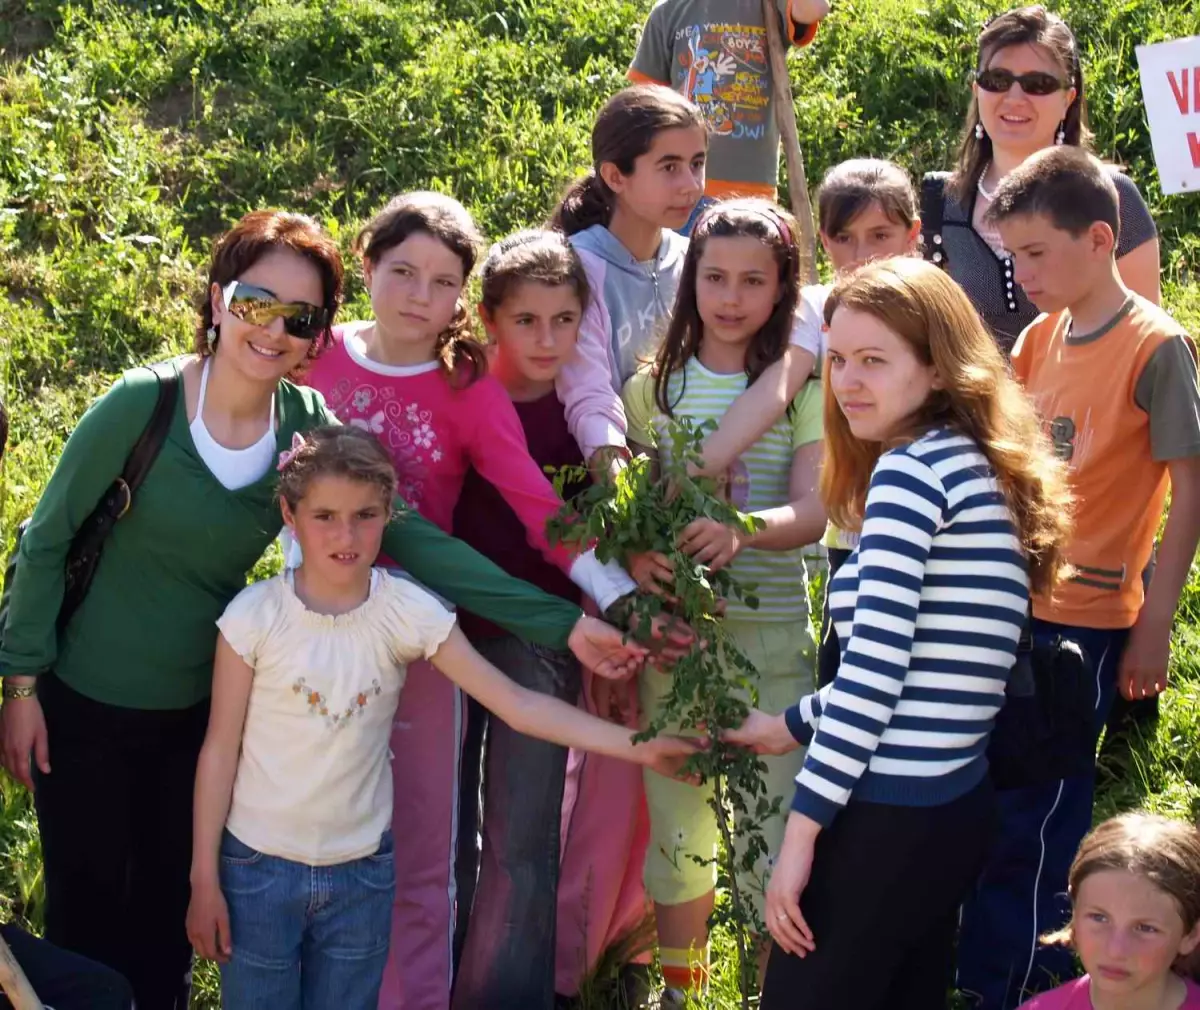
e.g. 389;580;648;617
217;567;456;865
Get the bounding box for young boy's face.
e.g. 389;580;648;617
996;211;1111;315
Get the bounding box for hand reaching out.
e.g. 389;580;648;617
633;734;707;784
568;616;648;680
723;708;800;755
678;517;742;571
628;551;675;597
628;609;696;666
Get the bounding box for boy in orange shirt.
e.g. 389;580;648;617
627;0;830;231
956;146;1200;1010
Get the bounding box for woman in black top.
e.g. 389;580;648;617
921;5;1159;353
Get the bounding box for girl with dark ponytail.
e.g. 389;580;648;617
552;86;822;490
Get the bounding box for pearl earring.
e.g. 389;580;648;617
1055;122;1066;145
206;325;218;352
975;122;985;141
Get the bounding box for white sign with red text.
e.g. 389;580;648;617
1136;36;1200;195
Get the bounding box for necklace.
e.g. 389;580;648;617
976;163;997;202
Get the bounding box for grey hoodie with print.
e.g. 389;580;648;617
555;224;690;458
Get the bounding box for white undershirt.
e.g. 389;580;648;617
189;358;277;490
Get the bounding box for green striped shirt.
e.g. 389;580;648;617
623;360;823;622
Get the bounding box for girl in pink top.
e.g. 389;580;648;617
299;191;640;1010
1018;813;1200;1010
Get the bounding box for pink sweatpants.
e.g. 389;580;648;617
378;658;466;1010
555;674;653;996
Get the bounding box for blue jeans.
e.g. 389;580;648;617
452;636;581;1009
219;829;395;1010
957;621;1130;1009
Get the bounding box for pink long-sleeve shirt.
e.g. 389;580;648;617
1020;976;1200;1009
304;322;576;573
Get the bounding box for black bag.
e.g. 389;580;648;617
987;618;1097;791
920;171;950;270
0;365;180;648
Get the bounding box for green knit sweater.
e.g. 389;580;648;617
0;361;582;709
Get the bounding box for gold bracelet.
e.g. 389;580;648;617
2;682;37;700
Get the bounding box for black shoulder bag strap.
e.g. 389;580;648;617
0;364;181;651
57;363;181;628
920;172;948;271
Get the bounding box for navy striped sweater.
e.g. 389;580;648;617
785;429;1028;826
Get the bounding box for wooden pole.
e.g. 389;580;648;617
761;0;820;284
0;932;44;1010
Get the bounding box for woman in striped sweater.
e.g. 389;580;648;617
728;257;1073;1009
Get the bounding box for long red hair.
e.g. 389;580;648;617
819;257;1072;596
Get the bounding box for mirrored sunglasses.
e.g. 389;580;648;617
222;281;330;341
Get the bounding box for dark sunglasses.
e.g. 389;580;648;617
976;68;1070;96
221;281;330;341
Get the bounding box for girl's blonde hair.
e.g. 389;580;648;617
819;257;1072;596
355;191;487;386
276;426;397;512
1044;813;1200;951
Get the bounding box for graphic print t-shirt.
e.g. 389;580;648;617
629;0;817;198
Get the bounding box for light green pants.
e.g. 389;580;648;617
639;620;816;913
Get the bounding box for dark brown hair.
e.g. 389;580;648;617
355;191;488;386
653;199;801;418
1044;813;1200;950
276;426;397;512
196;210;344;359
479;230;590;316
550;85;706;236
984;145;1120;241
820;258;1073;595
817;159;918;237
949;6;1091;204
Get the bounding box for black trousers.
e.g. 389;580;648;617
0;924;133;1010
33;674;209;1010
816;547;852;688
761;779;996;1010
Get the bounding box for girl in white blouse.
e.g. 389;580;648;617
185;426;698;1010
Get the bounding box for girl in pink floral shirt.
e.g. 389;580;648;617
299;191;638;1010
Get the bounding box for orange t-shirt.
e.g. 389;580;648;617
1012;295;1200;629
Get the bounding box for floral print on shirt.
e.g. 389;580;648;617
293;676;385;730
322;378;441;510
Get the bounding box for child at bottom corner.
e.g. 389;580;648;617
1018;813;1200;1010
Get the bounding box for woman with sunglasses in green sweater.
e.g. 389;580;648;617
0;210;651;1010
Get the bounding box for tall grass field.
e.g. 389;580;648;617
1;0;1197;1006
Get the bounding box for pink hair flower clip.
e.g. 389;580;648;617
277;431;307;472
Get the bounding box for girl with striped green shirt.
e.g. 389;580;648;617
621;200;826;1000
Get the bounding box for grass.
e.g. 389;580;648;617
1;0;1198;1006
